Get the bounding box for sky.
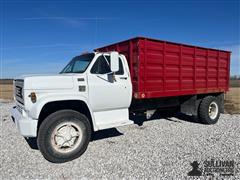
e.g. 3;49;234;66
0;0;239;78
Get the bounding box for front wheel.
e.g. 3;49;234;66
37;110;91;163
198;96;220;124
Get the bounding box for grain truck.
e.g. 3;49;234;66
11;37;230;163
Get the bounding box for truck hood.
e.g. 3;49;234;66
17;74;75;90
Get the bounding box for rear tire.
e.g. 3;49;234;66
37;110;91;163
198;96;220;124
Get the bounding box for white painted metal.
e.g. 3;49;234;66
10;106;38;137
21;74;74;90
11;52;133;138
110;51;119;72
93;108;133;130
51;122;83;153
87;54;132;111
209;101;218;120
87;53;132;129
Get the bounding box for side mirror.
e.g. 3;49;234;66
110;52;119;72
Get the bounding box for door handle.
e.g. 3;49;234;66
120;77;128;80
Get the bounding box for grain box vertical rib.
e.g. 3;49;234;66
143;38;147;96
163;42;166;92
194;47;196;90
206;49;209;91
227;52;230;91
217;50;220;89
179;45;182;91
129;40;133;80
116;43;119;52
137;40;140;97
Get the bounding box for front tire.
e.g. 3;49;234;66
198;96;220;124
37;110;91;163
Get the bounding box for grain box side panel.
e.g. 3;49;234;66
96;37;230;99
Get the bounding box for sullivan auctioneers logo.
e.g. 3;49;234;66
188;158;240;177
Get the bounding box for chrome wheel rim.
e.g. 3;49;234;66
51;121;82;153
209;102;218;120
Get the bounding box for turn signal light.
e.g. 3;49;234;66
29;92;37;103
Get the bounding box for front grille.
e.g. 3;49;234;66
14;79;24;105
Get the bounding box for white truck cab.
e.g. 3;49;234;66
11;51;133;163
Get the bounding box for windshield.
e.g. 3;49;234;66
60;53;95;73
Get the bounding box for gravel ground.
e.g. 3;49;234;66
0;102;240;179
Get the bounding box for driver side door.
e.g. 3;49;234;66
87;54;131;112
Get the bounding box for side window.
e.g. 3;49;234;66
91;55;111;74
91;55;125;75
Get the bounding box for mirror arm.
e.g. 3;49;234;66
113;72;116;82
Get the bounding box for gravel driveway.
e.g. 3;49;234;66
1;102;239;179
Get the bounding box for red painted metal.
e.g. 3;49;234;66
95;37;231;99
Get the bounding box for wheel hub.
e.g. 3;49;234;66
51;122;82;153
208;102;218;120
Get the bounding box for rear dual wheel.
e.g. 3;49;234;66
198;96;220;124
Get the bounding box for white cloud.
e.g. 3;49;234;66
1;43;84;50
18;17;117;28
20;17;114;20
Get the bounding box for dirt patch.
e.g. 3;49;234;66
224;87;240;114
0;84;13;100
230;79;240;87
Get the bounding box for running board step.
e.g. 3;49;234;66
97;120;133;130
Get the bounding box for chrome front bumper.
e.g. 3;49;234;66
11;106;38;137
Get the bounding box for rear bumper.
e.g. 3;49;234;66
11;106;38;137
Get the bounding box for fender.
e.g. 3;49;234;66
28;93;97;130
